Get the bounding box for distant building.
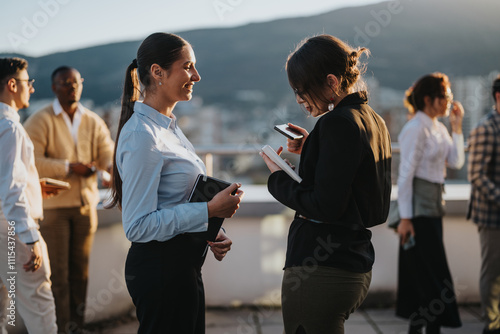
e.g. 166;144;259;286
451;71;500;140
366;77;407;140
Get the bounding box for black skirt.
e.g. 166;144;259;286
396;216;462;328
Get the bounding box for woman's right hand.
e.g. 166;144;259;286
449;101;464;134
286;123;308;155
397;218;415;246
207;183;244;218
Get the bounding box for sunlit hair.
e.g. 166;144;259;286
492;74;500;101
286;34;370;111
0;57;28;93
404;72;450;114
107;32;189;209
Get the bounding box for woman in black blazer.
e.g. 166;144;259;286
261;35;392;334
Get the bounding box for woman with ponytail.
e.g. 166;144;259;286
107;32;243;333
260;35;392;334
395;73;464;333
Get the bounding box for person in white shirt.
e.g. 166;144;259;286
0;57;57;334
395;72;464;334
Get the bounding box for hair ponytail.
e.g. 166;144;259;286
106;61;141;209
345;48;369;93
106;33;188;209
404;87;417;114
121;60;140;126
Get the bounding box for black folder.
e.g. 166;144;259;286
188;174;232;241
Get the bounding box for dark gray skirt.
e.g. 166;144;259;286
282;266;371;334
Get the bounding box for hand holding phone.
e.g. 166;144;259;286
280;123;308;155
274;124;304;140
403;234;416;250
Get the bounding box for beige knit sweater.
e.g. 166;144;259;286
24;104;114;209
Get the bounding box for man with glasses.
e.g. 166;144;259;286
24;66;114;333
0;57;57;333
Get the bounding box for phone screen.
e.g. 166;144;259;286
274;124;303;140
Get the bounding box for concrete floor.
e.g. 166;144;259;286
88;304;486;334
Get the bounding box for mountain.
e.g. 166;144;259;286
2;0;499;107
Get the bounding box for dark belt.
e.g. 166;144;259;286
296;213;325;224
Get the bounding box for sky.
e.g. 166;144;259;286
0;0;381;57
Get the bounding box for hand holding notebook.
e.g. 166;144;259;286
261;145;302;183
40;177;71;190
189;174;240;241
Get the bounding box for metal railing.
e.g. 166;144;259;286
195;143;470;187
195;145;262;176
195;143;404;176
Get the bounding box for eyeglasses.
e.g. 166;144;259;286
13;78;35;87
56;78;84;87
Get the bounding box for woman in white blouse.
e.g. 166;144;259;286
396;73;464;334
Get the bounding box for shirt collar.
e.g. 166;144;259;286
134;101;174;129
415;111;437;127
52;98;85;117
0;102;20;123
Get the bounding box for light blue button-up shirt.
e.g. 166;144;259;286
116;102;209;242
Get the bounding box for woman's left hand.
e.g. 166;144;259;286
260;146;284;173
449;101;464;134
208;229;232;261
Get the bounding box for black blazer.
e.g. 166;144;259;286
268;92;392;272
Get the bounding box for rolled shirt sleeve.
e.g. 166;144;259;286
447;132;465;169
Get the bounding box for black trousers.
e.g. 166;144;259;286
125;234;208;334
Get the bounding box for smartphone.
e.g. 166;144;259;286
274;124;304;140
403;234;416;250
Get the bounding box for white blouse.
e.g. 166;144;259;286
397;112;464;219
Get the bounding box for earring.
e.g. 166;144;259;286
159;81;162;86
328;97;334;111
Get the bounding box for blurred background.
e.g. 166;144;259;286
1;0;499;185
3;2;498;331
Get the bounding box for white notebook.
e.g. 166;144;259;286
261;145;302;183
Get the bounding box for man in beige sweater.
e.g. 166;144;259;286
24;66;114;333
